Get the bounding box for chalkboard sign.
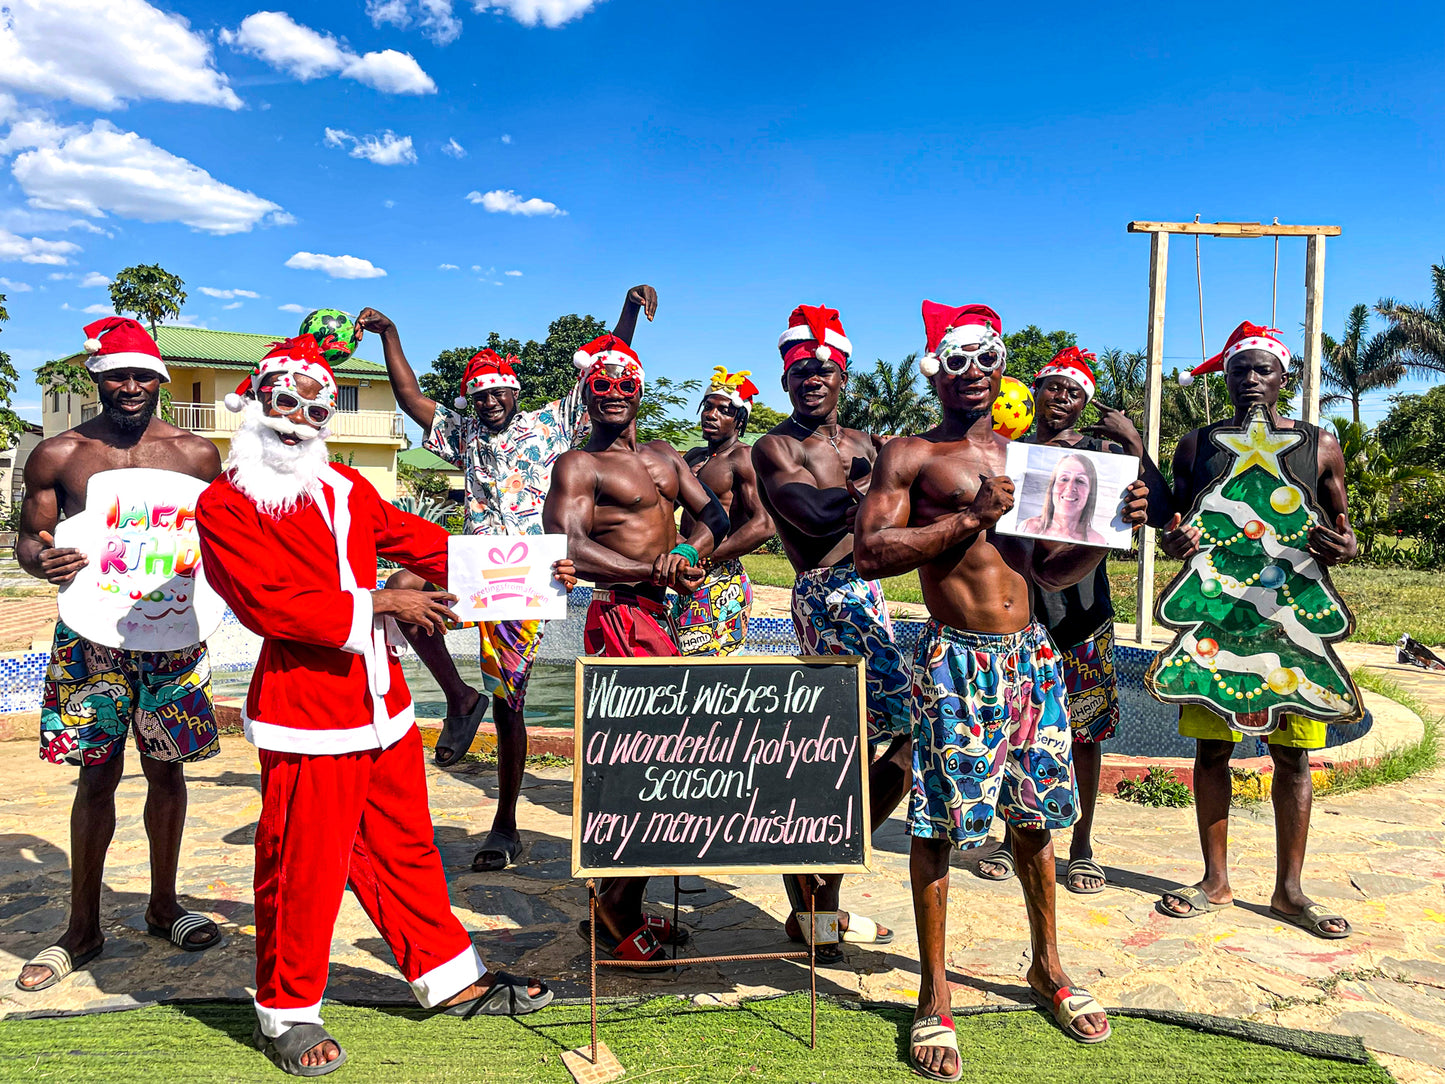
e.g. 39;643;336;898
572;656;872;877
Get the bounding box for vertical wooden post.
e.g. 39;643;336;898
1302;234;1326;426
1136;231;1168;646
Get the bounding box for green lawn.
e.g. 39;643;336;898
0;996;1389;1084
743;554;1445;646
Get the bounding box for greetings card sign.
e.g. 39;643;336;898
53;468;224;651
996;442;1141;550
449;534;568;623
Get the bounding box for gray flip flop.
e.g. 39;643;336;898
1066;858;1107;895
443;971;554;1016
974;847;1016;882
1270;903;1352;940
253;1022;348;1077
1159;885;1232;918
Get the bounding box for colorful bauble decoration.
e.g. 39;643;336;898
992;375;1035;440
1196;638;1219;658
1243;520;1266;540
1199;577;1223;598
1259;564;1286;589
1270;485;1302;515
1266;667;1300;695
298;308;359;363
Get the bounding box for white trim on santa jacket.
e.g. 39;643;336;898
243;702;417;755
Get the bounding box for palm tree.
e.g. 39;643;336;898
840;354;936;435
1329;417;1432;556
1377;261;1445;377
1093;347;1147;415
1321;304;1406;425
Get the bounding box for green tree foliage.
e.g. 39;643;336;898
0;293;26;452
397;459;449;501
418;314;611;412
1004;325;1078;386
1321;304;1405;425
840;354;937;435
1376;385;1445;472
1329;417;1432;555
747;399;788;433
637;377;702;446
1093;348;1148;416
1377;260;1445;377
109;263;187;337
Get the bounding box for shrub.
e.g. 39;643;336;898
1116;767;1194;807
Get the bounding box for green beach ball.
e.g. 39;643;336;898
298;308;359;363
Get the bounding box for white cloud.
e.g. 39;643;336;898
470;264;481;271
78;271;110;287
62;301;113;314
384;199;395;208
48;271;71;280
504;269;523;276
466;188;566;217
367;0;462;45
278;302;307;313
0;276;33;292
475;0;601;28
500;133;512;144
0;0;241;111
442;137;466;158
6;120;290;235
199;287;260;299
285;251;387;279
323;128;416;166
222;12;436;95
438;263;459;270
222;301;244;310
0;227;81;264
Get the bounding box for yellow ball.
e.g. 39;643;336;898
992;376;1035;440
1266;667;1299;695
1270;486;1302;515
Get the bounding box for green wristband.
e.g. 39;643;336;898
670;543;699;566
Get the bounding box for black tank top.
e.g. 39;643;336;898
1189;417;1321;497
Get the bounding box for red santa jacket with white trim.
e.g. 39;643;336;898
196;463;448;755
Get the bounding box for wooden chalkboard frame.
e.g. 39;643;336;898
571;655;873;878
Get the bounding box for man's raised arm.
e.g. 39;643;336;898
356;308;436;430
611;284;658;346
543;451;654;585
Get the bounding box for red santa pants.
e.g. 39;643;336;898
253;726;483;1037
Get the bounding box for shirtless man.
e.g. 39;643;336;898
15;317;224;993
359;285;655;872
1157;322;1356;939
671;367;775;656
857;303;1149;1078
751;304;909;960
544;333;729;968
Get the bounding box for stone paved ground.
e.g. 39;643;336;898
1;662;1443;1082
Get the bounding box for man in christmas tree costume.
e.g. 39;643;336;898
1156;321;1358;938
857;301;1152;1077
356;285;655;873
671;367;776;656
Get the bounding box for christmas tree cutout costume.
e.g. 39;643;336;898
1146;406;1363;735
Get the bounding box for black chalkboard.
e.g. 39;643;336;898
572;656;872;876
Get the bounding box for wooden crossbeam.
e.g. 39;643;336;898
1127;221;1341;237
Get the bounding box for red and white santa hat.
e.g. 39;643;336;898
1034;346;1097;401
573;334;644;386
224;335;339;412
1179;321;1292;386
777;305;852;371
456;349;521;408
81;317;170;383
918;302;1005;377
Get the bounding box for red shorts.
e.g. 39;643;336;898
584;588;680;659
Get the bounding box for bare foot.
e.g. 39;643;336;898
1027;963;1108;1039
300;1038;341;1069
911;999;959;1079
1160;879;1232;916
16;931;103;990
784;910;889;941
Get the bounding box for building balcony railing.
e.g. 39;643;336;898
81;401;405;441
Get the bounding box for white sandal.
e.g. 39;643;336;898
909;1014;962;1081
15;944;102;992
1035;986;1111;1044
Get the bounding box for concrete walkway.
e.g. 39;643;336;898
1;660;1443;1080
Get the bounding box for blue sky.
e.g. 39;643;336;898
2;0;1442;434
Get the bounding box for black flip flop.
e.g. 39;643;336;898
434;694;489;767
147;912;222;952
472;831;523;872
253;1022;348;1077
444;970;553;1016
15;944;102;992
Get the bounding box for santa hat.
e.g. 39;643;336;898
573;334;644;386
702;366;759;411
81;317;170;383
224;336;339;412
918;302;1006;377
1179;321;1292;386
455;349;521;408
1034;346;1097;401
777;305;852;371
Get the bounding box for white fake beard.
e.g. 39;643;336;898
226;400;331;517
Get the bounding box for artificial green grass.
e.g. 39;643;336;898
1329;667;1443;794
0;996;1392;1084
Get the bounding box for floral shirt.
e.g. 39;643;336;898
424;382;588;536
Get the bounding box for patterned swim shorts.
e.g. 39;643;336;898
907;621;1076;850
670;558;751;657
791;559;911;743
40;619;219;768
1058;622;1119;744
478;620;545;709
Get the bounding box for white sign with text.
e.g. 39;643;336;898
448;534;569;623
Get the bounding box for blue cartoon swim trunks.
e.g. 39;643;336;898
908;620;1076;849
791;558;911;743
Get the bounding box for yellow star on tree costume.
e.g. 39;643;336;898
1213;415;1303;481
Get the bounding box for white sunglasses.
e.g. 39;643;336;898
268;388;334;427
937;346;1006;374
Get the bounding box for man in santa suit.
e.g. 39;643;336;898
196;337;553;1077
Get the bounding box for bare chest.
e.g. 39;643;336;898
594;451;675;510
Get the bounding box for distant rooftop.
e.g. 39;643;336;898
397;447;456;471
49;325;388;378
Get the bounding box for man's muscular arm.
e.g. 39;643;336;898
650;443;727;591
16;438;87;583
1308;429;1358;566
1158;431;1204;557
709;447;775;564
855;439;1011;579
751;435;853;537
1033;476;1149;590
356;308;437;430
611;285;658;346
181;434;223;483
543;451;654;584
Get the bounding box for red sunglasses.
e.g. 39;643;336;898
587;373;640;398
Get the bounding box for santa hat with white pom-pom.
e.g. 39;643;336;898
917;302;1005;378
223;335;338;413
1178;320;1291;386
455;349;521;408
80;317;169;382
778;304;852;371
573;334;644;388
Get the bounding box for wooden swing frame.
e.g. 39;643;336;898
1125;219;1342;646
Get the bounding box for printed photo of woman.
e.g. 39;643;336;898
1019;453;1108;545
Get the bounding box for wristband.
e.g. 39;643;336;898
670;543;699;567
